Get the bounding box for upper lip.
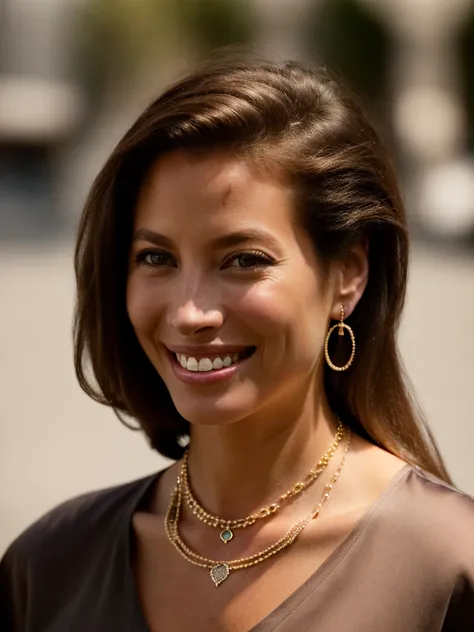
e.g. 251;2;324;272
165;344;253;356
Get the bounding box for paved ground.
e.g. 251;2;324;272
1;238;473;554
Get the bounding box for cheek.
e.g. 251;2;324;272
126;278;163;342
235;272;328;358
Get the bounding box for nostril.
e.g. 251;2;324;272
169;306;224;336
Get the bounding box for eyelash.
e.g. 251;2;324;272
135;249;274;270
135;250;174;268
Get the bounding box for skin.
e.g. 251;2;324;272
126;149;407;631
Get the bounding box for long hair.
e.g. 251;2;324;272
74;53;451;482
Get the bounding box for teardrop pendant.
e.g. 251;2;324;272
210;563;230;586
220;528;234;544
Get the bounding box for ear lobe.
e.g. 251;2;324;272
332;242;369;319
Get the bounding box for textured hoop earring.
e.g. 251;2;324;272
324;305;356;372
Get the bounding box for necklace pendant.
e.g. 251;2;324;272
210;563;230;587
220;528;234;544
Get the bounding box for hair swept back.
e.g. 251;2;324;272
74;51;451;482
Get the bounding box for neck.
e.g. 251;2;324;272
185;388;340;520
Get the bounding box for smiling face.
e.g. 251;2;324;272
126;150;337;427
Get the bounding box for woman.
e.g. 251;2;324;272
1;55;474;631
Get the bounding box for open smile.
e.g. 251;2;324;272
165;346;256;385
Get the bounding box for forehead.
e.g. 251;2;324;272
134;150;295;235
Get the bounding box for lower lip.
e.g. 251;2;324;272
167;351;252;385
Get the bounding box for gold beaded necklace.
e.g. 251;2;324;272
165;428;350;587
182;421;344;544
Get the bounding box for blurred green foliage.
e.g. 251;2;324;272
175;0;255;51
304;0;391;106
73;0;255;107
74;0;174;100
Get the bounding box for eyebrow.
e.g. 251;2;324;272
132;228;174;248
131;228;280;250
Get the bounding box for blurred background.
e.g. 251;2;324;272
1;0;473;555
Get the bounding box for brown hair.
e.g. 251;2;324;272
74;53;451;482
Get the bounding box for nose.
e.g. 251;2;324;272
167;278;224;337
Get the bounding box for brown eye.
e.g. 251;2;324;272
223;250;274;270
136;250;176;267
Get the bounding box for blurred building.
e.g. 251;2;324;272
300;0;474;241
0;0;84;238
0;0;473;241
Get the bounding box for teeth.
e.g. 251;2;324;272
212;357;223;370
186;357;199;372
175;352;246;372
198;358;213;372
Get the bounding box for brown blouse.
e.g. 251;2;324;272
1;465;474;631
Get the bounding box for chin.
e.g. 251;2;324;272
170;390;258;429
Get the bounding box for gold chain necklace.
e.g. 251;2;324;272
165;428;350;587
182;421;344;544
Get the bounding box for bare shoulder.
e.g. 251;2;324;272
330;432;408;513
355;432;407;468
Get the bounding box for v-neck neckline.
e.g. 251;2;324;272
249;463;413;631
123;463;413;632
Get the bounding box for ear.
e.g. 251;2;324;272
330;241;369;320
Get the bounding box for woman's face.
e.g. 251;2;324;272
127;150;337;427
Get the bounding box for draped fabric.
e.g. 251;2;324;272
1;465;474;631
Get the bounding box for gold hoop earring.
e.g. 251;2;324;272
324;305;356;372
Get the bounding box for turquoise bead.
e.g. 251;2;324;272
220;528;234;543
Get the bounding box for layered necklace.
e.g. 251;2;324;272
164;423;350;587
181;421;344;544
